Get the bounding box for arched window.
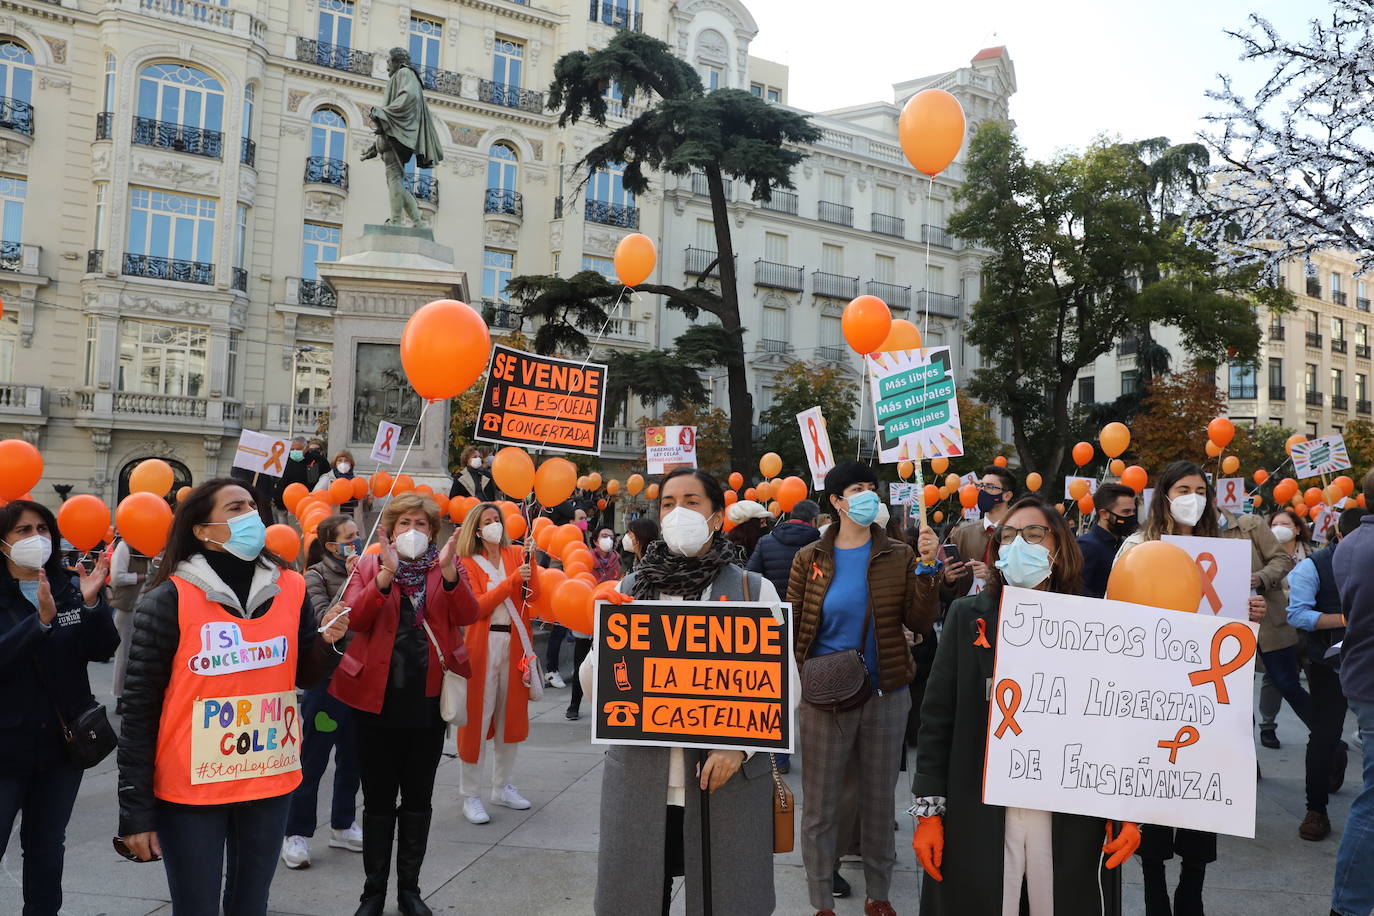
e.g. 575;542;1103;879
137;63;224;133
310;107;346;161
0;41;34;105
486;142;518;192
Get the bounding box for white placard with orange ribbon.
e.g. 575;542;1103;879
370;420;403;465
982;587;1258;837
1063;476;1098;500
190;690;301;784
1160;535;1252;620
795;406;835;490
232;430;291;478
1215;478;1246;512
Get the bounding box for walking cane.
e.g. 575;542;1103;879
700;779;713;916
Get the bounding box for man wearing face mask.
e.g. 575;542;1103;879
1077;483;1137;599
943;466;1017;601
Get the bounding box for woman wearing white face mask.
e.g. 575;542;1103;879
0;499;115;914
456;503;539;825
313;449;373;529
116;479;350;914
1115;461;1291;915
449;446;496;502
329;492;477;916
1257;508;1314;749
913;495;1139;916
583;467;787;916
621;517;660;571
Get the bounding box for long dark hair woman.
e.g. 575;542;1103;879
581;467;787;915
913;494;1139;915
116;479;348;915
0;499;116;914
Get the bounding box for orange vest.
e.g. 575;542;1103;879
152;571;305;805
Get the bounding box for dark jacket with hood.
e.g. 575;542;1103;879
746;520;821;598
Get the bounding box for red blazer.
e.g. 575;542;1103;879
328;553;480;715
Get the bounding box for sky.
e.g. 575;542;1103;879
741;0;1321;161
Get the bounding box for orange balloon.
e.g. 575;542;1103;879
1120;466;1148;493
606;479;621;497
0;439;42;500
931;457;949;476
1108;459;1125;476
614;233;657;287
115;492;173;558
728;472;744;491
265;524;301;562
744;487;757;501
877;318;922;353
532;568;567;618
1253;469;1269;486
768;500;782;517
351;476;370;500
938;486;950;500
1099;422;1131;459
1336;475;1356;497
1252;493;1263;507
1305;487;1324;507
129;458;175;497
504;513;527;540
329;477;354;505
645;484;659;500
897;88;966;176
597;498;608;511
945;473;961;490
393;474;415;494
1285;434;1307;455
1294;503;1309;518
1071;442;1093;467
400;299;491;400
432;494;450;517
371;470;393;498
923;484;940;505
759;452;783;479
550;524;584;558
1106;540;1202;613
586;472;603;492
531;515;554;538
1068;479;1090;500
841;295;893;355
933;510;945;523
535;458;578;507
1077;494;1095;516
364;542;382;556
176;486;191;503
553;579;595;633
776;476;808;512
564;560;592;579
491;447;535;500
450;496;478;523
959;485;978;509
534;522;556;552
626;474;645;496
1273;478;1298;504
1025;472;1043;492
1221;455;1240;475
1361;494;1368;509
415;484;435;498
282;482;309;513
724;489;738;505
993;455;1008;467
723;516;737;533
1207;417;1235;449
1205;441;1222;458
499;500;521;517
58;495;111;552
898;460;914;481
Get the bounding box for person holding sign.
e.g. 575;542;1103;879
455;503;540;825
587;467;782;916
913;495;1140;915
115;480;350;914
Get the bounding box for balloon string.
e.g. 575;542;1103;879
922;174;934;341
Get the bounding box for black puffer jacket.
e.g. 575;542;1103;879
746;521;821;597
117;555;328;836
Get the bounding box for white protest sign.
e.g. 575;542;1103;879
370;420;402;465
1215;478;1246;512
645;426;697;474
1161;535;1253;620
232;430;291;478
983;587;1258;837
1292;435;1353;478
962;472;979;487
865;346;964;463
796;406;836;489
963;507;981;521
1141;488;1155;521
890;483;919;506
1064;476;1099;500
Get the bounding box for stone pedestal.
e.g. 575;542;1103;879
317;226;469;478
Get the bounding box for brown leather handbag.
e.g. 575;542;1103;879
771;755;794;853
801;597;875;711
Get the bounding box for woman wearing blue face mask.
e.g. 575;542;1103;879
913;494;1139;916
281;515;365;870
789;460;941;916
116;479;350;914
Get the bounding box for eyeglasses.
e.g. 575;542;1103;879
977;483;1007;494
998;524;1050;546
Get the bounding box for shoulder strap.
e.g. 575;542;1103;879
421;619;450;673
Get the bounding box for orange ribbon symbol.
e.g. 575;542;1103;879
807;417;828;466
1195;552;1223;614
973;617;991;649
381;426;396;454
1157;725;1200;764
1188;621;1258;704
1224;480;1239;506
993;678;1022;738
811;562;824;581
265;440;286;474
281;706;298;748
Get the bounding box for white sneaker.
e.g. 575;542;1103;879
492;784;531;810
545;670;567;689
463;795;491;824
328;821;363;852
281;835;311;869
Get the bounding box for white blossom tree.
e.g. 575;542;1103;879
1190;1;1374;272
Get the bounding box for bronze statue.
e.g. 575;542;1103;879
362;48;444;227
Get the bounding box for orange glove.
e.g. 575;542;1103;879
913;815;944;882
606;591;635;605
1102;821;1140;869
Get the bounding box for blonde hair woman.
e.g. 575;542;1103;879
456;503;541;825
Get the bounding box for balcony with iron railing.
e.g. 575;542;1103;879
0;97;33;137
230;267;247;292
287;277;337;309
1229;384;1257;400
757;338;792;355
123;253;214;285
1307;331;1323;348
416;65;463;98
1334;338;1348;354
817;345;848;364
1269;323;1286;340
1307;277;1322;298
1269;385;1286;400
1360;297;1373;312
761;189;798;215
132;116;222;158
1335;394;1350;411
914;290;962;319
1335;290;1349;306
484;188;522;217
304;156;348;190
1361;399;1372;415
95;111;113;140
754;259;804;292
481;300;522;331
690;171;732;200
478;80;547;114
241;136;255;167
86;250;103;273
1306;390;1324;406
920;224;953;248
817;201;852;226
684;247;720;276
1360;343;1372;359
404;172;439;205
295;37;373;76
871;213;904;238
813;270;858;300
866;280;911;310
585;199;638;228
589;0;643;30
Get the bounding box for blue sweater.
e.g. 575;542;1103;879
1333;517;1374;704
1077;524;1121;600
812;542;887;686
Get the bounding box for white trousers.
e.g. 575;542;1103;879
1002;806;1055;916
459;630;519;797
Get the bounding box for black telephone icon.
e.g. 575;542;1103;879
603;701;639;727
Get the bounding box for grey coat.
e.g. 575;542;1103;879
595;563;776;916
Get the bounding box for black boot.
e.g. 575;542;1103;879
1174;861;1206;916
354;812;395;916
1140;857;1171;916
397;808;434;916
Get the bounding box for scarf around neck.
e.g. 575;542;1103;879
628;535;745;599
395;544;438;614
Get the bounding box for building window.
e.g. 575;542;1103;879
310;107;346;161
767;87;780;102
492;38;524;89
102;53;116;113
301;222;340;281
487;141;518;192
242;83;254;140
127;188;216;266
93;183;108;252
0;174;25;243
702;66;722;90
1359;373;1368;403
875;184;897;217
750;83;762;97
1334;316;1345;342
874;254;896;284
821;244;844;275
233;204;248;271
581;254;615;280
1228;364;1257;399
1269;358;1283;391
1078;376;1095;404
84;316;98;386
295;346;333;408
1333;368;1345;397
585;161;634;207
762;302;787;347
764;232;788;264
1306;363;1318;393
483;248;515;301
821;171;845;205
408;16;442;71
1121;369;1139;396
0;41;33;106
226;329;241;398
1333;272;1343;294
137;63;224;133
821;314;843;349
118;320;208;397
1308;309;1320;332
317;0;354;48
1360;324;1370;348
